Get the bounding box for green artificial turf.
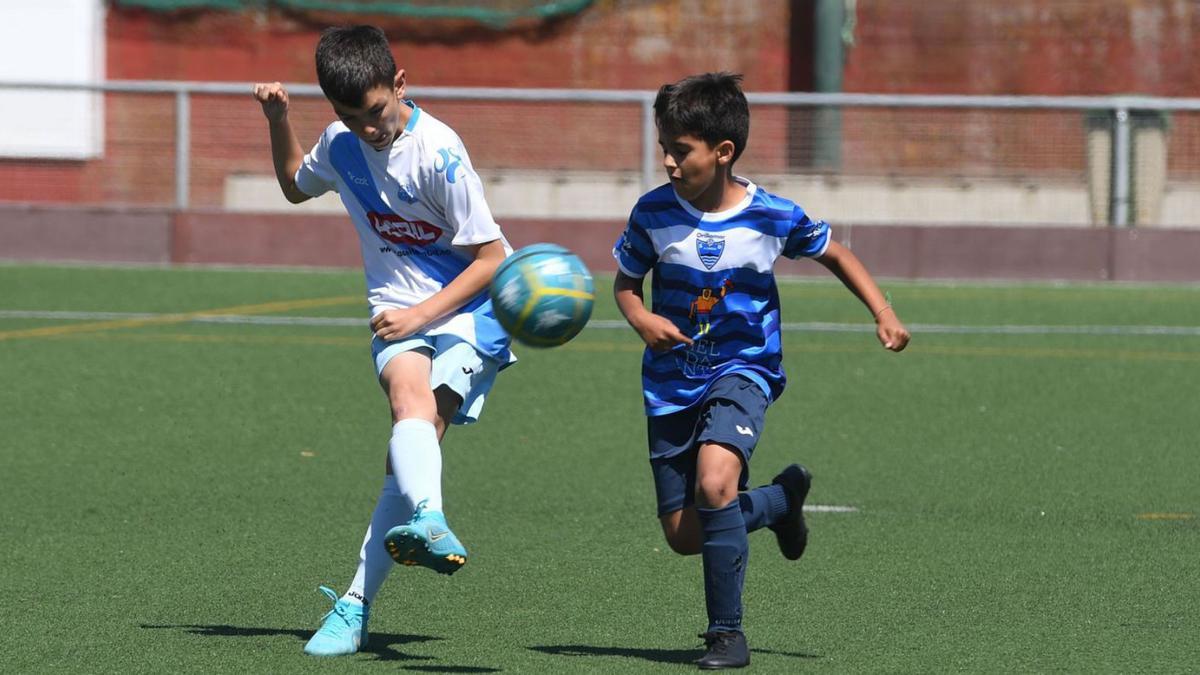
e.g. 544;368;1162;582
1;263;1197;673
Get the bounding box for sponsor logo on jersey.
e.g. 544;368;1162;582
396;182;419;204
696;234;725;270
434;147;464;184
368;212;442;246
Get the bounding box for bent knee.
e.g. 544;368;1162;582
387;385;437;422
695;480;737;510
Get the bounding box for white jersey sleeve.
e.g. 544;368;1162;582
418;132;503;247
294;124;341;198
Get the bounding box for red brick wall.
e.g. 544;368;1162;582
3;0;1197;207
103;0;1200;95
106;1;791;90
844;0;1200;96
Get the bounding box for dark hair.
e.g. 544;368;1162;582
315;25;398;107
653;72;750;163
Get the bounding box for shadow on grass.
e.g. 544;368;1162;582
531;643;820;665
139;623;498;670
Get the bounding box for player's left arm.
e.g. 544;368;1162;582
370;239;506;341
816;240;910;352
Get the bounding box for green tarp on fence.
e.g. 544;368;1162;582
113;0;594;27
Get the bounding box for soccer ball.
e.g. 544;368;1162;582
490;243;594;347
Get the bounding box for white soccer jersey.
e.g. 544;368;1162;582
294;101;513;362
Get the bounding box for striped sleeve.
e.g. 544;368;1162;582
781;205;831;259
612;206;658;277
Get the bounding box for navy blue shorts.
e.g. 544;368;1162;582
647;374;770;516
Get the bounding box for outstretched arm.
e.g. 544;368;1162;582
252;82;311;204
615;271;694;352
816;240;910;352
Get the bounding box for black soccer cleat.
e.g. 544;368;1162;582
768;463;812;561
696;631;750;670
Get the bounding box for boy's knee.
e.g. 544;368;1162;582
386;382;436;422
695;478;736;509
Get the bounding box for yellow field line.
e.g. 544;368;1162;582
0;295;360;342
87;332;364;347
1136;512;1196;521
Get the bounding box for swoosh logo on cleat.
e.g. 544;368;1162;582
429;530;449;542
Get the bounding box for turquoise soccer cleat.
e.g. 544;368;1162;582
384;500;468;575
303;586;368;656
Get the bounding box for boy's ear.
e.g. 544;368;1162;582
394;69;407;98
715;139;736;165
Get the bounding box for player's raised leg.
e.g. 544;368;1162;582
379;347;468;574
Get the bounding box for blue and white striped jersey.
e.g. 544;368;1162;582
294;101;513;364
612;178;831;416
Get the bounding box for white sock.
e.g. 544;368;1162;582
345;478;411;605
387;418;444;513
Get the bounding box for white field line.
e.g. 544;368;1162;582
803;505;859;513
3;310;1200;336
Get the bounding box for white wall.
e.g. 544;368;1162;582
0;0;104;159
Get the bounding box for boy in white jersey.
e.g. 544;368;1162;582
613;72;910;669
253;25;514;657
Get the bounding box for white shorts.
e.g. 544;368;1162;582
371;333;502;425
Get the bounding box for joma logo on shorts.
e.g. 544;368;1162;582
368;212;441;246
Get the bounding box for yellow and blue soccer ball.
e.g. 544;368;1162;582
490;243;594;347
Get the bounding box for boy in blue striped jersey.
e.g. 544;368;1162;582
613;72;909;669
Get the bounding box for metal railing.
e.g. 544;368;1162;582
4;79;1200;226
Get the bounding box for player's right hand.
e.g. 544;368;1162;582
875;310;910;352
635;313;694;352
252;82;290;122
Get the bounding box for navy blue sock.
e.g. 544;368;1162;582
738;483;790;532
697;500;749;633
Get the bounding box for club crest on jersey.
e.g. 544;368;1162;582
368;212;441;246
396;182;419;205
434;147;463;184
696;234;725;270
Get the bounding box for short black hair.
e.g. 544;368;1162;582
315;25;398;107
653;72;750;163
